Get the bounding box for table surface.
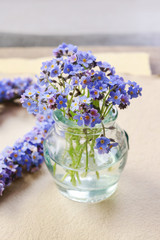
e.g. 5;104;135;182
0;48;160;240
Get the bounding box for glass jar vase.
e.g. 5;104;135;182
43;107;129;203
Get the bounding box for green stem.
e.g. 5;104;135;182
46;78;57;90
30;98;38;103
101;90;110;114
96;171;100;179
87;89;90;98
75;143;86;168
101;121;106;136
101;86;115;115
59;74;65;88
68;88;76;109
85;131;89;173
61;108;66;117
61;172;69;182
103;103;113;118
53;163;56;176
76;172;81;184
89;135;98;163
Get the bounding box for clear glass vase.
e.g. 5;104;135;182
43;107;129;203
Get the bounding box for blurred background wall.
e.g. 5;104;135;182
0;0;160;46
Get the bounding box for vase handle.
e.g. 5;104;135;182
124;130;129;149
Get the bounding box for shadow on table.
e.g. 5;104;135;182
0;168;43;204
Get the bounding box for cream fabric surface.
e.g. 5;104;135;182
0;52;159;240
0;75;160;240
0;52;151;77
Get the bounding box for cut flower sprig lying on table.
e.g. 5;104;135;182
0;78;55;196
21;43;142;154
0;77;32;103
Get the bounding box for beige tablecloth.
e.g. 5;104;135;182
0;53;160;240
0;52;151;77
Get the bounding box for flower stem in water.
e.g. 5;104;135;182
85;130;89;174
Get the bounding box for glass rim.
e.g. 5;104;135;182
53;106;118;130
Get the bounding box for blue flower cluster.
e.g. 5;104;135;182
0;108;54;196
0;44;143;193
0;77;33;102
20;43;142;156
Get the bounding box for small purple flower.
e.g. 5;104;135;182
79;96;91;104
71;98;80;111
22;99;38;114
72;64;83;73
117;83;126;94
23;155;32;171
37;75;49;87
73;114;84;126
71;76;79;86
89;88;100;99
1;147;13;158
83;113;92;126
31;152;43;167
36;114;45;122
97;61;115;75
77;51;96;68
128;85;142;99
48;59;57;71
137;86;142;96
127;80;137;87
24;88;36;97
45;110;54;123
53;43;68;57
16;166;22;178
53;43;78;57
66;44;78;54
48;97;56;108
32;107;39;115
39;103;48;114
108;90;121;105
95;72;105;81
22;142;35;152
87;81;97;90
97;147;107;154
97;61;111;69
31;135;42;144
50;66;60;77
0;159;7;173
90;114;101;127
105;75;121;87
80;76;90;89
109;142;118;149
56;95;67;109
69;54;77;63
90;108;99;117
63;63;73;74
95;137;110;149
120;94;130;106
95;82;108;93
10;150;24;163
64;83;74;95
43;90;56;100
41;61;51;71
106;142;118;153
